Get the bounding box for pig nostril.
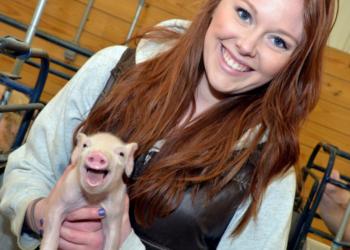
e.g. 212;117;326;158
86;153;107;165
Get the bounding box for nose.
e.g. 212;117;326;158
85;151;109;169
236;32;258;57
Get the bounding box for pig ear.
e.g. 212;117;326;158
71;133;89;165
76;133;87;145
125;142;138;177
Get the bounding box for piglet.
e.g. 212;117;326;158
40;132;138;250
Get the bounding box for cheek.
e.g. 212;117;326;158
207;5;238;42
203;28;217;69
260;52;291;78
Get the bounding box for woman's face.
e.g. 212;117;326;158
201;0;304;99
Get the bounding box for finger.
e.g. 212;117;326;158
331;170;340;180
58;237;103;250
324;170;341;193
62;220;102;232
60;225;104;247
325;183;337;193
65;207;105;221
321;190;335;202
58;238;85;250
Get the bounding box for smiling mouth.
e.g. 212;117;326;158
221;46;252;72
85;165;109;186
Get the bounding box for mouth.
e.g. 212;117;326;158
221;45;252;73
84;165;110;187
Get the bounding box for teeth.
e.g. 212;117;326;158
222;48;250;72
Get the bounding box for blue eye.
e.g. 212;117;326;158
272;36;288;49
237;7;252;23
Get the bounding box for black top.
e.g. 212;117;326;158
129;144;259;250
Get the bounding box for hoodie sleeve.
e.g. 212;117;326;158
0;45;127;250
217;168;296;250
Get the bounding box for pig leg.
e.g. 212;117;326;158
102;215;122;250
40;206;64;250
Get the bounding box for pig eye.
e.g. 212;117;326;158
119;152;125;157
83;143;88;148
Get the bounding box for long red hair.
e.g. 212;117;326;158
78;0;336;234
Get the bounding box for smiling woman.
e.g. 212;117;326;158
0;0;337;249
201;0;304;98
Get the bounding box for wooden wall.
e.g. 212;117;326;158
0;0;204;101
1;0;350;245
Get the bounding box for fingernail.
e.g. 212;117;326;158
39;218;44;227
98;208;106;217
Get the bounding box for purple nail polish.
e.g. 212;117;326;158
39;218;44;227
98;207;106;217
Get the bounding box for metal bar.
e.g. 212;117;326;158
323;144;350;160
0;13;94;57
0;103;44;113
303;143;322;182
26;60;72;80
311;164;350;183
332;201;350;250
0;76;33;96
0;154;8;165
75;0;94;44
64;0;95;61
309;227;335;242
291;168;320;250
328;178;350;190
12;0;48;76
50;58;78;72
0;36;31;56
28;52;49;103
11;54;49;148
291;145;337;250
0;0;47;112
0;47;49;100
0;41;50;148
126;0;145;41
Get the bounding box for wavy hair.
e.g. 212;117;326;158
78;0;337;235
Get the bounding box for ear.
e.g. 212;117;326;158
71;133;89;165
125;142;138;177
76;132;88;146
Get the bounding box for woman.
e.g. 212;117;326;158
0;0;336;249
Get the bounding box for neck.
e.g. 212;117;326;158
193;73;225;117
178;74;221;127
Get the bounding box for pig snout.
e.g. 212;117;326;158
82;151;111;188
85;151;108;170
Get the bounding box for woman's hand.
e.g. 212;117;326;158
58;197;132;250
318;170;350;241
319;170;350;210
58;207;105;250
